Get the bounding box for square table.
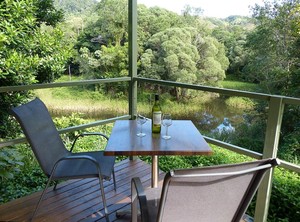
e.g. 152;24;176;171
104;120;212;187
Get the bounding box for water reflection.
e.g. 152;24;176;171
194;98;248;135
212;118;235;134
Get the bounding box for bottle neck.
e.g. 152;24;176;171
154;95;159;104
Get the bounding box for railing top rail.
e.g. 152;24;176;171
2;76;300;106
0;115;131;148
135;77;300;105
0;77;131;93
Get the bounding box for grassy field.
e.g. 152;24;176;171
34;75;257;123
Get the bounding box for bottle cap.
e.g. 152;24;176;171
155;94;159;100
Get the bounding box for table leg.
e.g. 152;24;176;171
116;155;159;219
151;155;159;188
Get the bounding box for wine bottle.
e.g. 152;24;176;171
152;94;162;133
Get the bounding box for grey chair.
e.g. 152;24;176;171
11;98;116;222
131;158;279;222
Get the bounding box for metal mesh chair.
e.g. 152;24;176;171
131;158;279;222
11;98;116;222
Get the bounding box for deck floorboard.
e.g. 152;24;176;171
0;158;164;222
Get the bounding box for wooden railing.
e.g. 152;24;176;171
1;76;300;222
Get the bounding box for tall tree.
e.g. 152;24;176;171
242;0;300;168
0;0;71;138
140;27;228;99
244;0;300;94
212;17;254;76
54;0;97;15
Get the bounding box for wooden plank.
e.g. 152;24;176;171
42;161;152;221
0;158;165;222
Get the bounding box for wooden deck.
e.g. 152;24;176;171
0;158;165;222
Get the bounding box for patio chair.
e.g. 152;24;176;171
11;98;116;222
131;158;279;222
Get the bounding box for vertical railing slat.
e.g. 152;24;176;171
128;0;138;119
254;97;284;221
128;0;138;161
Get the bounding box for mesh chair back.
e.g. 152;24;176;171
157;158;279;222
11;98;69;176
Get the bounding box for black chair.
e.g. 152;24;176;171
131;158;280;222
11;98;116;222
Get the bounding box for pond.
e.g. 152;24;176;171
188;98;248;135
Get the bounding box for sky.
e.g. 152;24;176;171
138;0;264;18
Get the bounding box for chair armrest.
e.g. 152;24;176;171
49;155;103;180
70;132;109;152
131;177;149;222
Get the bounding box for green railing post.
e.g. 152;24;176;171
254;97;284;221
128;0;138;161
128;0;138;120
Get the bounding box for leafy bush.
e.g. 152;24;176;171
0;145;46;203
0;147;24;180
268;168;300;221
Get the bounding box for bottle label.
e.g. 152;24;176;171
153;111;162;125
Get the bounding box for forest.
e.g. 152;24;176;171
0;0;300;221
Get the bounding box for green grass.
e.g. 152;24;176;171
221;79;261;92
225;96;256;109
34;88;129;119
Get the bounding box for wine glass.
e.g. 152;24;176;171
162;114;172;140
136;114;147;137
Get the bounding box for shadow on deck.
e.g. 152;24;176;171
0;158;164;222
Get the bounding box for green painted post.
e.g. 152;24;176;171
128;0;138;161
128;0;137;120
254;97;284;221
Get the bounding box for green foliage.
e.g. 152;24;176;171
54;0;97;15
95;0;128;46
35;24;73;83
269;168;300;221
0;145;47;203
77;43;129;93
243;0;300;96
221;78;261;92
0;147;24;180
53;113;87;141
280;125;300;164
0;0;38;137
140;27;228;99
138;5;185;42
225;97;255;110
73;0;229;98
0;0;72;138
35;0;64;26
141;28;199;83
212;17;254;76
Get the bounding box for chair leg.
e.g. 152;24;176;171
131;184;138;222
53;181;58;190
31;176;53;221
112;169;117;191
98;176;110;222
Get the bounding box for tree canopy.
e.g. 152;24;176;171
243;0;300;95
73;0;229;99
0;0;72;137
